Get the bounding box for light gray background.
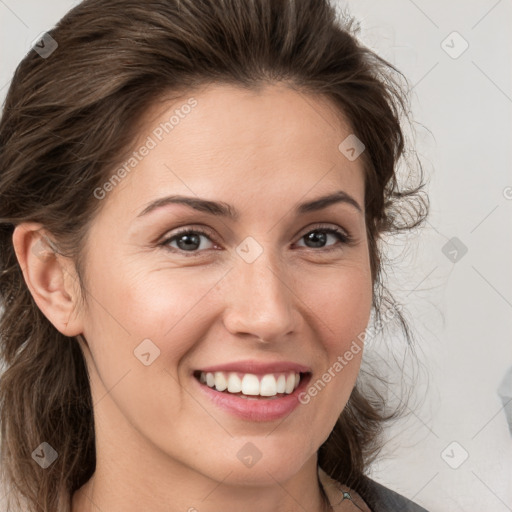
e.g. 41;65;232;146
1;1;511;511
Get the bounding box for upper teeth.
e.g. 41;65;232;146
199;371;301;397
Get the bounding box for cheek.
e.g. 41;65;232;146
117;267;232;354
302;266;372;403
79;262;221;434
304;264;373;348
86;255;225;341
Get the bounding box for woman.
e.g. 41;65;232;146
0;0;429;511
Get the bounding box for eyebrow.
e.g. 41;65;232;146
136;190;363;220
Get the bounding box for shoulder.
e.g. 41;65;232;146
357;475;430;512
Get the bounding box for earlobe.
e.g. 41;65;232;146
12;222;84;338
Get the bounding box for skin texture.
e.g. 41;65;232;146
13;83;373;512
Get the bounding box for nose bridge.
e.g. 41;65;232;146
223;237;298;340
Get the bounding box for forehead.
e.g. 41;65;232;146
146;82;354;157
100;82;365;217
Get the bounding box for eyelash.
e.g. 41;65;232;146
158;223;354;257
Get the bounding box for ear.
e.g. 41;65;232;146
12;222;84;337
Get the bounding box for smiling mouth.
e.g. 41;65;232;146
193;370;312;399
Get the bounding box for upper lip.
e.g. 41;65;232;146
195;360;312;375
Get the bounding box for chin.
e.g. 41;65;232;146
207;448;314;487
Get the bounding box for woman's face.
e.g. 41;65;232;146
73;83;373;485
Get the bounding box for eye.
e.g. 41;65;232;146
295;224;352;251
160;227;217;255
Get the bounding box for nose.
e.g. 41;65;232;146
222;248;301;344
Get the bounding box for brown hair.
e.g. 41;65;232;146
0;0;429;510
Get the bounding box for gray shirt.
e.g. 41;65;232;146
318;467;429;511
356;475;429;511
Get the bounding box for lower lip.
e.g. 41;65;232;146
193;373;312;422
